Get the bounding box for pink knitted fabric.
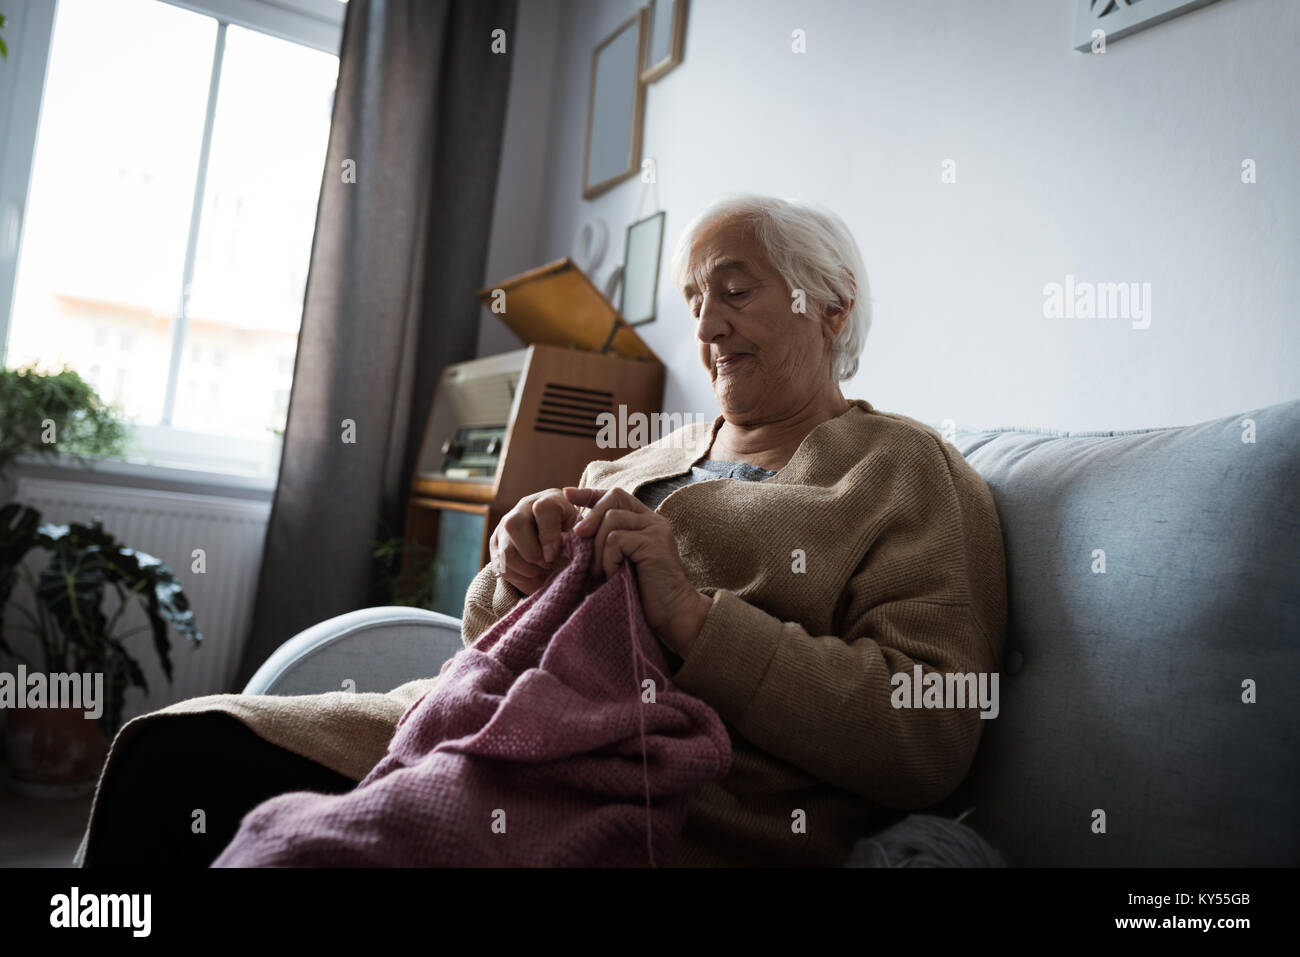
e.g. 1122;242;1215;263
212;532;732;867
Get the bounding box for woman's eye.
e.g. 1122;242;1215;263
726;289;747;298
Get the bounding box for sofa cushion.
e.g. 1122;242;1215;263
948;400;1299;865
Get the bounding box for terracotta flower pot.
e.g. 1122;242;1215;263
3;706;109;799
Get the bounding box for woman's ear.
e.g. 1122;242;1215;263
822;298;852;339
821;272;856;339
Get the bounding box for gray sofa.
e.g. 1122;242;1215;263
243;399;1300;866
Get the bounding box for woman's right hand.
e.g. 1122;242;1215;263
488;487;584;595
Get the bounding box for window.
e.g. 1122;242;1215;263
0;0;344;481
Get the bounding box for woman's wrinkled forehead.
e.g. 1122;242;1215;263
680;217;770;296
681;256;760;297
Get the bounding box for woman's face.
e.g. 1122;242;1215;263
682;216;842;425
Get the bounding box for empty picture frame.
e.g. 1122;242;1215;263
583;10;647;200
620;211;666;326
641;0;688;83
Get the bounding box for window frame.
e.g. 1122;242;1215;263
160;0;346;55
0;0;344;485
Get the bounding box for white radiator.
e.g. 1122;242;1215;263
4;477;271;725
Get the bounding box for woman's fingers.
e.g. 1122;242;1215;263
501;506;545;566
489;524;542;579
489;523;506;572
490;486;658;593
531;492;577;563
588;507;652;579
561;486;656;575
566;486;646;537
487;487;593;594
502;547;547;581
563;486;605;511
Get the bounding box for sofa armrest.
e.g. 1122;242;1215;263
241;606;464;696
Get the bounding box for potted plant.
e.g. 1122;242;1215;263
0;365;202;796
371;520;440;610
0;363;129;488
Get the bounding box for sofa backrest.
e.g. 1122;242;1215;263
950;399;1299;865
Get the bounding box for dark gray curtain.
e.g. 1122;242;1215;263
232;0;517;689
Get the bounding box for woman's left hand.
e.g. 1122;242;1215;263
562;486;711;655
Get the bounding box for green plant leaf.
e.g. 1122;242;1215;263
36;519;201;683
0;502;40;563
0;364;129;485
5;498;202;733
107;634;148;693
35;534;109;667
96;652;131;738
0;502;42;658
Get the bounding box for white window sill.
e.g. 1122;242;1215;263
9;452;277;502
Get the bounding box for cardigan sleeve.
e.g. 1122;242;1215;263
671;442;1007;810
460;571;525;648
460;461;597;648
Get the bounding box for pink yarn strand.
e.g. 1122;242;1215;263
622;567;657;867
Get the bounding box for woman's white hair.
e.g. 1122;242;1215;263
669;194;871;381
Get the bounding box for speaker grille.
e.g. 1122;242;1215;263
533;382;613;439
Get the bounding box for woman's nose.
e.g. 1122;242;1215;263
696;295;729;342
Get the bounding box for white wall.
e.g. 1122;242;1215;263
477;0;563;359
480;0;1299;432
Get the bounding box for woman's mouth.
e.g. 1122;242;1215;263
715;353;751;372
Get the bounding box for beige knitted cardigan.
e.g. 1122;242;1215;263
78;398;1006;868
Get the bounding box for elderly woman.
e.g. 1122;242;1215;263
77;194;1005;869
466;194;1007;866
